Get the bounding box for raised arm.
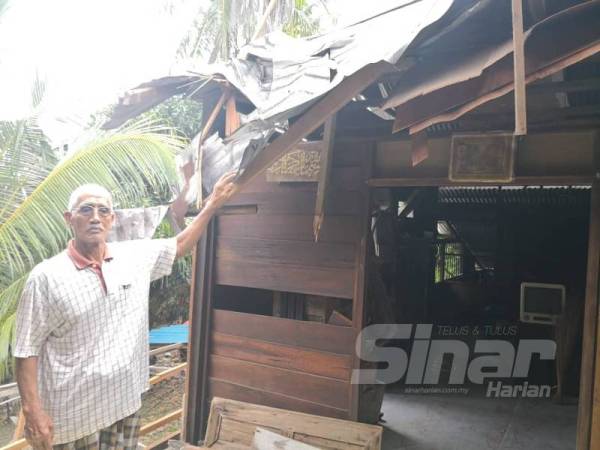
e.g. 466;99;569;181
16;357;53;450
175;171;238;258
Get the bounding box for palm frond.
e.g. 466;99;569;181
0;312;15;381
0;275;25;381
0;125;183;285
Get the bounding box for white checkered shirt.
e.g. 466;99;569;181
14;238;177;444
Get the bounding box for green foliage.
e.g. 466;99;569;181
178;0;328;62
282;0;321;38
149;221;192;328
138;95;203;140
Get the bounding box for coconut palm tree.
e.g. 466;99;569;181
178;0;327;62
0;99;184;379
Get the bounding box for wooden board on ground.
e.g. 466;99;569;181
252;428;321;450
202;397;382;450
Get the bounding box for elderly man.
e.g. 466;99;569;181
14;171;237;450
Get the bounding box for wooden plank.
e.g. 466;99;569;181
140;409;183;436
216;237;356;269
212;310;356;355
209;379;349;420
511;0;527;135
0;382;17;393
583;135;600;450
11;413;24;441
408;42;600;135
215;258;355;299
249;166;364;193
350;143;373;421
375;132;596;180
314;115;337;241
292;433;366;450
211;332;352;380
149;363;187;385
209;355;350;410
146;430;181;450
204;398;382;449
226;189;363;216
217;214;360;244
225;96;240;137
578;134;600;450
368;175;594;187
183;221;216;443
149;343;186;357
252;428;320;450
0;438;27;450
235;61;391;187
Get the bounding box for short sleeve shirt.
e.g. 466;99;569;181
14;238;177;444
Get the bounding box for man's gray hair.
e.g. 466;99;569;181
68;184;113;211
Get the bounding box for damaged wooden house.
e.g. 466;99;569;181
105;0;600;448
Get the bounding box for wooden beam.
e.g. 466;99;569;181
11;413;24;441
368;175;594;187
0;438;28;450
183;222;216;443
313;114;337;241
225;95;240;137
512;0;527;135
349;144;375;421
149;343;186;357
411;131;429;166
528;78;600;95
149;362;187;386
581;133;600;450
235;62;391;187
140;409;183;436
409;42;600;135
146;430;181;450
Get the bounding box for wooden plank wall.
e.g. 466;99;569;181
205;140;370;420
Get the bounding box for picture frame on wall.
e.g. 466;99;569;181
449;133;515;182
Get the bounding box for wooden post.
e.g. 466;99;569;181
225;95;240;137
511;0;527;135
578;132;600;450
313;114;337;241
196;90;230;209
183;222;216;444
349;143;375;420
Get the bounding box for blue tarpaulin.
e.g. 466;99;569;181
149;324;188;345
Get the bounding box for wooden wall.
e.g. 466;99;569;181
199;140;371;425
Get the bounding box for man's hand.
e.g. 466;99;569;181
24;407;53;450
174;170;239;258
205;171;238;211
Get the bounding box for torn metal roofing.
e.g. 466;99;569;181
104;0;600;194
104;0;472;191
105;0;463;129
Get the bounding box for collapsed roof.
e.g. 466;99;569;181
104;0;600;193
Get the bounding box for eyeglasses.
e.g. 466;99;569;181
72;204;113;217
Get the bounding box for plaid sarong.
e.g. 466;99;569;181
53;410;141;450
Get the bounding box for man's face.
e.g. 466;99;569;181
63;195;115;246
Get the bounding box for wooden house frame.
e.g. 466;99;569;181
103;1;600;448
